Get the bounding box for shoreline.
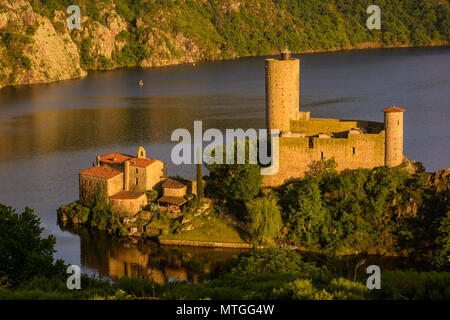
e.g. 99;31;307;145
158;238;255;249
1;43;448;90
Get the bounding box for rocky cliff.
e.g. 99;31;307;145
0;0;448;88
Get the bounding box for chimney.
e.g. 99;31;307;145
96;155;101;166
281;48;291;60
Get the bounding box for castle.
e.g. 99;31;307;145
79;52;406;211
79;147;196;216
263;51;405;186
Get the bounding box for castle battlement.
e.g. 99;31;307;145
263;52;404;186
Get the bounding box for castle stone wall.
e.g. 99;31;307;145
263;131;385;186
290;118;384;136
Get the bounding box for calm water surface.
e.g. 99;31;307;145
0;47;449;278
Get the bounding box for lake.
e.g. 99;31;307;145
0;47;449;279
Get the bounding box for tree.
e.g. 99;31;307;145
207;141;262;205
433;208;450;267
246;194;282;243
229;247;322;276
0;204;65;286
196;148;204;200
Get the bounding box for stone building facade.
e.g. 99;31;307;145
79;146;166;215
79;166;124;207
109;190;148;216
263;52;405;186
127;158;166;191
157;178;190;213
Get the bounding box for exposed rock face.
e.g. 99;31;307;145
0;0;216;87
0;0;130;87
24;15;86;84
0;0;447;88
0;0;86;86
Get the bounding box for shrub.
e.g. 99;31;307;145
373;271;450;300
228;247;324;277
246;194;282;243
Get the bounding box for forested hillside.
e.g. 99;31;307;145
0;0;448;86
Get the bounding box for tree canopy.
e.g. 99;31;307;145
0;204;65;286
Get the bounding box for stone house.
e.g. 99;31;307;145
79;166;123;207
79;146;166;216
157;178;188;213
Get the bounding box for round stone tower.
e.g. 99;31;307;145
383;105;405;167
265;51;300;133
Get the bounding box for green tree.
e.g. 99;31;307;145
0;204;65;286
433;208;450;267
246;194;282;243
279;177;329;250
229;247;322;276
207;141;262;206
196;148;204;200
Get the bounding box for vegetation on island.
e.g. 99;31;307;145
206;155;449;268
6;139;449;300
57;148;449;268
58;192;129;237
57;185;247;244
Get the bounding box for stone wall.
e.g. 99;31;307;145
263;131;385;186
290;118;384;135
127;163;147;191
181;179;197;196
79;173;123;206
145;161;166;190
164;185;187;197
126;160;165;191
109;194;147;217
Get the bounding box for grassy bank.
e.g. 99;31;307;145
159;213;246;244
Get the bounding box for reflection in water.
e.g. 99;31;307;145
0;99;263;163
70;226;247;283
69;225;433;283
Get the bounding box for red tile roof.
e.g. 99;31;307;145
80;166;123;179
157;196;187;206
129;157;156;168
110;190;146;200
383;106;405;113
162;178;186;189
100;152;134;165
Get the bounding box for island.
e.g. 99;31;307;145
57;55;449;266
